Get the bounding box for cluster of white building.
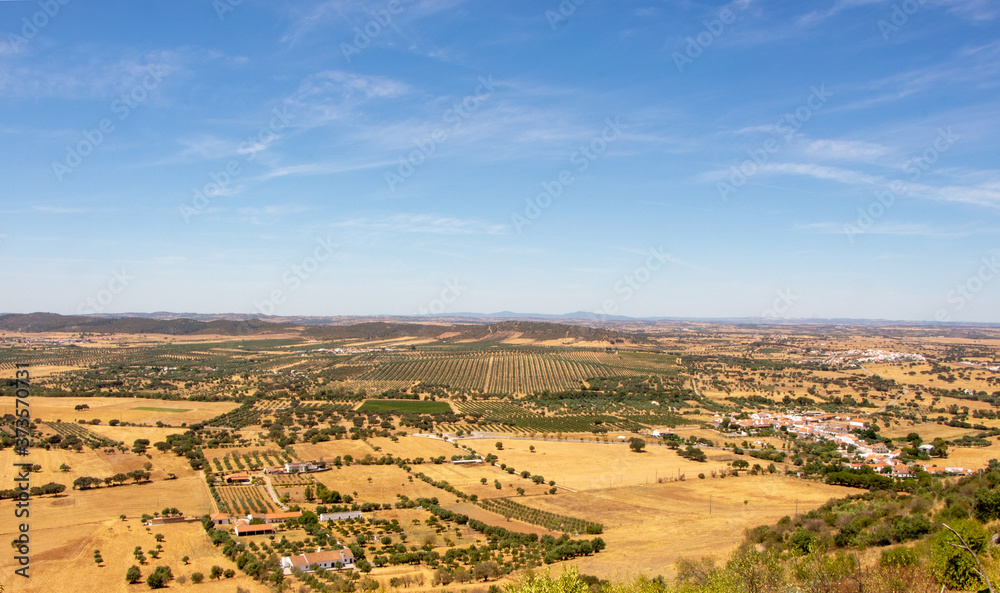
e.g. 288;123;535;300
814;349;928;365
715;411;977;478
300;347;397;355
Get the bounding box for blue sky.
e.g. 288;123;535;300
2;0;999;321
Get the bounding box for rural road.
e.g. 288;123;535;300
262;474;289;511
877;387;907;414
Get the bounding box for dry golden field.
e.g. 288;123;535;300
0;518;270;593
0;396;238;426
541;474;858;580
483;438;735;491
310;464;443;504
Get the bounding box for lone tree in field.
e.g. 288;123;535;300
125;565;142;584
629;438;646;453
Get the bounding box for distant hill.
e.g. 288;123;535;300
0;313;296;335
301;320;645;343
0;313;645;343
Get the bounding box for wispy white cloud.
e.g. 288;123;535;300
754;162;883;186
796;0;889;27
805;139;892;162
332;213;506;235
280;0;468;47
0;49;185;101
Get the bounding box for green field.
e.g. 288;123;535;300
357;399;452;413
132;407;192;413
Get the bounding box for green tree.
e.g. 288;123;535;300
629;438;646;453
146;565;173;589
191;572;204;584
931;520;991;591
210;565;224;580
126;565;142;583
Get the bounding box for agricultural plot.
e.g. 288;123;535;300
537;476;858;580
411;459;552;499
440;413;644;435
0;396;239;427
357;399;453;413
478;498;603;534
215;484;277;514
270;473;314;487
3;519;270;593
354;350;637;394
310;465;446;504
488;438;734;491
210;449;288;474
44;421;119;448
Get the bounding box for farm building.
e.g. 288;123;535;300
145;515;188;526
319;511;363;522
451;459;483;465
246;511;302;524
224;472;252;484
210;513;231;526
284;461;317;473
233;521;275;537
281;547;355;573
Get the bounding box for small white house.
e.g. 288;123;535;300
281;548;355;573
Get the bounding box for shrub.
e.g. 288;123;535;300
880;546;918;567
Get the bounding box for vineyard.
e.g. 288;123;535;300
270;473;314;487
447;401;649;434
45;421;119;448
215;484;278;515
352;349;644;394
477;498;603;535
211;449;289;473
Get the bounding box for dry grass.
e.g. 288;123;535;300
0;518;271;593
311;464;442;504
485;438;734;491
0;396;238;426
538;474;857;580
